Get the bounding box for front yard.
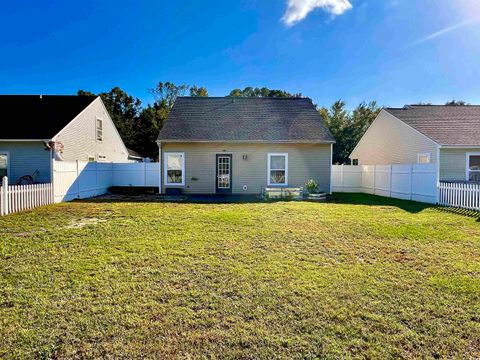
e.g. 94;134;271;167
0;194;479;358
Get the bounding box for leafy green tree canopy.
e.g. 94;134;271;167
228;87;302;98
321;100;381;164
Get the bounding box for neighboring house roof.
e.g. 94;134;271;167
157;97;335;143
127;148;143;159
0;95;97;140
385;105;480;146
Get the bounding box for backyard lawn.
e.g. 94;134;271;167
0;194;479;359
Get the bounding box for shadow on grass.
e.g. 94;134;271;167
331;193;480;220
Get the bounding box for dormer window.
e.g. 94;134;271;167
96;118;103;141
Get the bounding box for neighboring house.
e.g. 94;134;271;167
157;97;335;195
350;105;480;182
0;95;129;184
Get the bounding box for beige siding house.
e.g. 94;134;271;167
350;105;480;182
157;97;335;195
0;95;129;184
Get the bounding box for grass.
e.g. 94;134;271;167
0;193;479;359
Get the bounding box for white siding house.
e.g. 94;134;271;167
350;105;480;183
0;95;129;184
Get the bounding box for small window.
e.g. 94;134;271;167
88;156;96;162
0;153;8;179
467;153;480;182
352;159;359;166
268;153;288;186
96;118;103;141
164;152;185;186
417;153;431;164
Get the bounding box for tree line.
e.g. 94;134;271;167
78;83;467;162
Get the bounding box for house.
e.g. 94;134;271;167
0;95;129;184
157;97;335;195
350;105;480;182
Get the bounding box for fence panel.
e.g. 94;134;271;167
332;164;437;204
0;177;54;216
439;181;480;211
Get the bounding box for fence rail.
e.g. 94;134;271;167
1;177;54;216
438;181;480;211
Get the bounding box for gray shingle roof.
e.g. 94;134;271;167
385;105;480;146
0;95;97;139
157;97;335;143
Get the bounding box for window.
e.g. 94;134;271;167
268;153;288;186
96;118;103;141
417;153;431;164
88;156;96;162
164;152;185;185
467;153;480;182
352;159;359;166
0;153;8;180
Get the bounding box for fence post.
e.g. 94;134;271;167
341;164;344;191
2;177;8;215
409;164;413;201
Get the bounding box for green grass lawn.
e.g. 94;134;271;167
1;194;479;359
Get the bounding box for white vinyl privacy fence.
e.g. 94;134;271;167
53;161;160;202
332;164;438;204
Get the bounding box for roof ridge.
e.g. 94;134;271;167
177;96;309;100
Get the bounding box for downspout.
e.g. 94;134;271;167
329;143;333;195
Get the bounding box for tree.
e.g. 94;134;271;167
227;86;302;98
445;100;469;106
320;100;381;164
189;85;208;97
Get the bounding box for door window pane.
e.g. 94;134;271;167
0;154;7;179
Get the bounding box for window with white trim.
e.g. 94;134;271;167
268;153;288;186
164;152;185;185
0;153;8;179
96;118;103;141
417;153;431;164
467;153;480;182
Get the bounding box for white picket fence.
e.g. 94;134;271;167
438;181;480;211
332;164;438;204
0;177;54;216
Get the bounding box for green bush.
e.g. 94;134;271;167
305;179;319;194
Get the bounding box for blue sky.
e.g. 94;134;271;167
1;0;479;108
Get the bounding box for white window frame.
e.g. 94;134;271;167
0;151;10;179
417;152;431;164
96;117;103;142
164;152;185;186
267;153;288;186
466;152;480;181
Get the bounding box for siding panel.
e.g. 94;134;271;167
0;142;51;183
54;98;129;162
350;110;438;165
440;148;480;181
161;143;331;194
